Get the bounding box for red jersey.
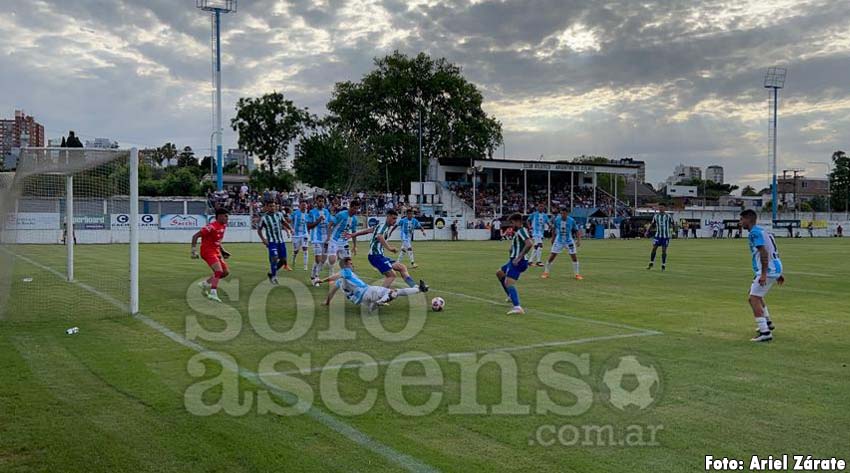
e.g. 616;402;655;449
200;220;227;255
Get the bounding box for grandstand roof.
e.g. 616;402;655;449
470;158;640;176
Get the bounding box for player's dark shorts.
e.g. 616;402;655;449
501;258;529;280
653;237;670;248
368;254;395;274
267;242;287;260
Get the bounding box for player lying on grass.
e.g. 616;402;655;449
497;213;534;315
318;257;429;313
740;209;785;342
542;206;583;280
258;200;293;285
647;203;673;271
391;208;426;268
191;207;231;303
347;209;419;289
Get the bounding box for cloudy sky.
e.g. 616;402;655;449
2;0;849;187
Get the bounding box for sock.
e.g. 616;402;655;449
311;263;319;278
210;288;218;296
404;276;416;288
763;305;771;322
507;286;520;307
535;248;542;262
650;249;657;263
544;261;552;272
277;259;286;270
270;259;278;278
755;317;769;333
661;252;668;266
572;261;580;274
396;287;418;297
211;270;224;290
409;251;415;264
303;251;309;267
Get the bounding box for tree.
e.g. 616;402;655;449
177;146;197;168
294;126;378;192
159;142;178;167
231;92;314;177
741;185;759;196
159;167;201;196
327;51;502;192
808;195;828;212
63;131;83;148
829;150;849;212
249;167;295;192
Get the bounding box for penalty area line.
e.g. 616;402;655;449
5;250;440;473
259;330;662;377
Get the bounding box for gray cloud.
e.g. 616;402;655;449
1;0;848;186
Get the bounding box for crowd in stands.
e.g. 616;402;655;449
206;185;411;215
450;183;633;219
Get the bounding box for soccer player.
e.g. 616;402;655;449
318;257;429;313
527;202;551;267
646;204;673;271
497;213;534;315
290;200;310;270
394;208;426;268
349;209;419;289
327;199;361;269
740;209;784;342
542;207;583;280
306;195;332;282
191;208;231;303
258;200;293;285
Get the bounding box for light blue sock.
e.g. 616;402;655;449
404;276;416;288
507;286;520;307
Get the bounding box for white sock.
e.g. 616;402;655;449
210;288;217;296
395;287;418;297
409;251;415;264
311;263;319;278
763;305;771;322
755;317;769;332
573;261;580;274
303;251;309;267
544;261;552;272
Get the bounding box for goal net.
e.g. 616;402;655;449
0;148;139;322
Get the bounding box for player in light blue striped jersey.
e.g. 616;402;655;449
527;202;551;266
497;213;534;315
647;204;674;271
392;208;426;268
290;200;310;271
740;209;785;342
327;199;361;270
306;195;332;282
542;207;583;280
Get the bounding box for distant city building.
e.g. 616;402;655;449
778;176;828;207
664;164;702;187
666;185;698;198
706;165;724;184
84;137;119;149
224;148;256;174
48;138;63;147
0;110;45;157
615;157;646;183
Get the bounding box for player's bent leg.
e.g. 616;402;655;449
392;262;416;288
381;270;396;288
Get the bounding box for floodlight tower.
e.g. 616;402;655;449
764;67;786;222
196;0;237;191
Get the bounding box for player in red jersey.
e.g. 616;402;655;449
191;208;231;302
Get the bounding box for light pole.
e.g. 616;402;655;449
809;161;831;218
418;107;423;210
764;67;787;223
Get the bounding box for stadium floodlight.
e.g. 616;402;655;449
764;66;786;223
196;0;237;191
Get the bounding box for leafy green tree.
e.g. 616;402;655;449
808;195;828;212
741;185;759;196
327;51;502;192
159;167;201;196
293;126;377;192
249;167;295;192
177;146;197;168
231;92;314;176
829;150;849;212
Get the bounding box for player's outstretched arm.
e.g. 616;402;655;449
347;227;373;239
190;230;202;258
323;284;339;306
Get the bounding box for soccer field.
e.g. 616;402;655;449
1;238;848;472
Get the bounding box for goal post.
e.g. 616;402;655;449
0;147;140;318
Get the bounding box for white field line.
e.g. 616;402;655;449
437;288;663;335
6;250;439;473
259;331;661;377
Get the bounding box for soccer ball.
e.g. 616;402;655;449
431;297;445;312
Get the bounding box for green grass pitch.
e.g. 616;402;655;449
1;238;848;472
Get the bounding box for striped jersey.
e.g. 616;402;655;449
509;226;531;259
369;223;392;256
331;210;358;242
397;217;422;240
307;207;332;242
652;213;673;239
553;215;578;244
260;211;286;243
748;225;783;277
528;211;550;236
291;209;308;237
335;268;369;304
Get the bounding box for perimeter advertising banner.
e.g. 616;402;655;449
160;214;206;230
4;213;60;230
111;214;159;230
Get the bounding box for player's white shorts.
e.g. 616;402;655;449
311;241;327;256
327;239;351;258
551;240;577;255
401;238;413;251
292;235;308;249
533;235;544;246
749;275;779;298
361;286;391;305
